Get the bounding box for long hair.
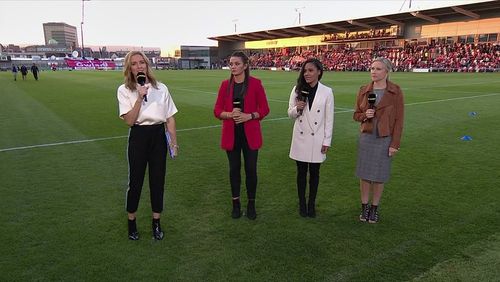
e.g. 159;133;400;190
372;57;393;80
295;58;323;95
123;51;158;91
227;51;250;97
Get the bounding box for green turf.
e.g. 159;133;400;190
1;69;499;281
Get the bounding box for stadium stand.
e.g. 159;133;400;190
211;1;499;72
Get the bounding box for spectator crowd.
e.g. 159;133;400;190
221;42;499;72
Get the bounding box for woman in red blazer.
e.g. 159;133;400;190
214;51;270;220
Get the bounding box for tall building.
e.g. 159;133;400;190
43;22;79;50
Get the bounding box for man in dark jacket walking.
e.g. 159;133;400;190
31;63;40;81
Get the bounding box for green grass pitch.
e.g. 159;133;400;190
1;69;499;281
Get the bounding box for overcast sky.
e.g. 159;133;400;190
0;0;487;54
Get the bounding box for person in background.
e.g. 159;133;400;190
12;65;18;81
31;63;39;81
214;51;270;220
353;57;404;224
20;65;28;80
287;58;334;218
117;51;178;240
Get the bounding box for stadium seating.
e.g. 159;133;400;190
222;42;499;72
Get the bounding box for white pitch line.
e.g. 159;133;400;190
0;136;126;152
171;87;289;103
405;92;499;106
1;93;498;153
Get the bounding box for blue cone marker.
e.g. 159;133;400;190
460;135;472;141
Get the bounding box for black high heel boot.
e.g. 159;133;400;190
247;199;256;220
232;198;241;219
128;218;139;241
152;218;164;240
307;200;316;218
299;200;307;217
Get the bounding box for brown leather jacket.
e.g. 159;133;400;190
353;80;404;149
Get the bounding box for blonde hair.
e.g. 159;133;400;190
372;57;393;72
123;51;158;91
372;57;393;80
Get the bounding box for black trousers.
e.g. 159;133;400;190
226;127;258;199
296;161;321;204
126;124;167;213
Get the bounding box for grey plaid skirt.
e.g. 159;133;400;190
356;132;392;183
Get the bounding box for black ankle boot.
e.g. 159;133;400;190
232;198;241;219
359;203;370;222
368;205;379;224
152;218;164;240
247;199;256;220
307;200;316;218
299;201;307;217
128;218;139;241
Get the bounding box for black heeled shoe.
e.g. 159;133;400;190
307;201;316;218
232;198;241;219
247;199;256;220
128;218;139;241
299;201;307;217
152;218;164;240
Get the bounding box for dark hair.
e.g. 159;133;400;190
228;51;250;97
295;58;323;95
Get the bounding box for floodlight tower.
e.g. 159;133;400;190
295;6;305;25
81;0;90;58
232;19;239;33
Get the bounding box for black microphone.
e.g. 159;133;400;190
367;92;376;120
233;98;241;109
368;92;376;109
297;89;309;115
137;72;147;102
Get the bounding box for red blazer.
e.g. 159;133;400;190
214;76;270;150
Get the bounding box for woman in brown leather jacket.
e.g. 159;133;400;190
353;57;404;224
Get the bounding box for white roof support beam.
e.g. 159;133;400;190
375;16;404;26
253;33;276;39
451;6;480;19
321;23;348;32
347;20;374;30
410;11;439;23
237;34;263;41
301;26;326;34
283;28;309;36
266;30;285;36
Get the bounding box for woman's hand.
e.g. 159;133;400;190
170;144;179;157
321;145;329;154
233;111;252;124
137;84;149;100
296;100;306;111
388;147;399;157
365;109;375;119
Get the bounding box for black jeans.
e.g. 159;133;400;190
226;126;258;199
126;124;167;213
296;161;321;204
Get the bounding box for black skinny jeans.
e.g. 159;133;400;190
296;161;321;204
226;126;258;200
126;124;167;213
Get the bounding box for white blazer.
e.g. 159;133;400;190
288;82;334;163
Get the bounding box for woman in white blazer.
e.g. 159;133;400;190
288;58;334;218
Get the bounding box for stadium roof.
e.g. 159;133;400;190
208;0;500;42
